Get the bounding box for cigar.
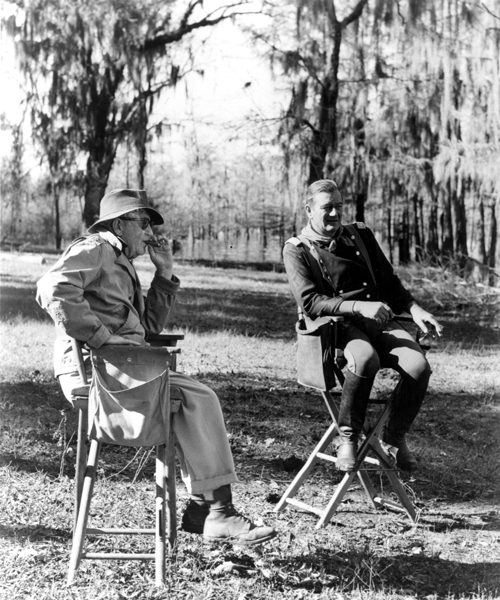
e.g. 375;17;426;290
145;239;165;247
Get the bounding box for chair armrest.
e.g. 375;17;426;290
70;384;90;409
71;385;90;397
146;333;185;347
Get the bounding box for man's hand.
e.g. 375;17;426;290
409;303;443;337
105;334;141;346
355;301;394;323
147;236;173;280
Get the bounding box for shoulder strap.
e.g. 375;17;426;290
285;236;303;247
343;224;377;286
296;235;337;295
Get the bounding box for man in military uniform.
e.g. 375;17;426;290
283;179;442;472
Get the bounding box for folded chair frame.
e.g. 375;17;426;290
275;315;424;528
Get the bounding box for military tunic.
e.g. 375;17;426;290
283;222;414;320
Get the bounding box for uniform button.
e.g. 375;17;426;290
367;294;371;298
351;235;355;239
363;282;367;286
339;290;343;293
356;251;360;255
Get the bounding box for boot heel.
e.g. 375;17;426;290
336;441;357;472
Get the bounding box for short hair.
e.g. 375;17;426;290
305;179;340;207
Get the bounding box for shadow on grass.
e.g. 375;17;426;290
1;373;499;598
3;281;498;350
3;369;498;510
0;378;70;477
0;284;52;322
0;282;297;340
262;549;500;597
440;318;500;347
170;286;296;338
206;372;500;506
0;523;71;542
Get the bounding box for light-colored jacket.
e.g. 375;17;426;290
36;231;179;376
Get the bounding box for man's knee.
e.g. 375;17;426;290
345;346;380;378
406;355;431;386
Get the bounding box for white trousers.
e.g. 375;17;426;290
59;369;238;494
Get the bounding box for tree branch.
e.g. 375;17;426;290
341;0;369;29
301;118;319;134
144;1;258;51
481;2;500;20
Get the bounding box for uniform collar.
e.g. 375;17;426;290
301;223;354;251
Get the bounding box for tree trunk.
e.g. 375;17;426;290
138;143;147;189
52;182;62;250
487;199;498;285
440;183;454;259
83;165;108;228
82;136;117;228
353;118;368;223
398;202;410;265
477;197;487;264
387;202;393;264
412;193;424;262
453;182;468;269
307;22;342;185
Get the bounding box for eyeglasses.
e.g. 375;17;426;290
120;217;152;230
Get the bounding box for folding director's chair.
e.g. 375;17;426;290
68;333;184;585
275;315;427;528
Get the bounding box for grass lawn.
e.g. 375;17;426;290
0;251;499;600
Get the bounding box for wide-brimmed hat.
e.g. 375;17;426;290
88;189;164;233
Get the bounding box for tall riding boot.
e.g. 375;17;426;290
181;484;277;546
382;374;429;471
336;371;375;472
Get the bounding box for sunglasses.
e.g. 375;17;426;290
120;217;152;230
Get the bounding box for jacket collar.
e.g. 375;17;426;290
98;230;125;252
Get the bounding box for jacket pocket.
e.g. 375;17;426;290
115;307;142;336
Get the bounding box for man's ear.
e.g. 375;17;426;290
111;218;123;236
305;204;311;217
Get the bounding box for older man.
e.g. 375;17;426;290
283;179;442;472
37;188;276;546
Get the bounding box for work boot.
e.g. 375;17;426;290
382;373;430;472
336;371;375;472
181;499;209;534
183;485;277;546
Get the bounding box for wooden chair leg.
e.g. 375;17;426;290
74;407;88;533
166;426;177;550
155;444;167;586
315;471;357;528
68;438;101;585
275;421;339;513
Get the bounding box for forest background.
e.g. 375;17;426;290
1;0;499;282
